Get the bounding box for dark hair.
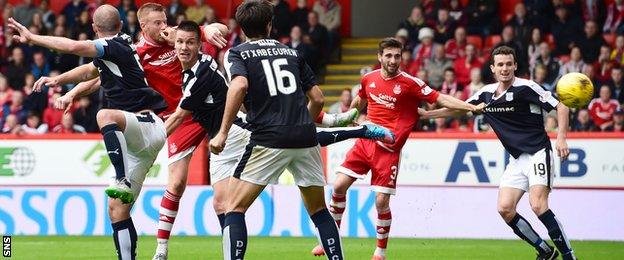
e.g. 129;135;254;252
444;67;455;74
235;0;273;39
490;46;516;64
378;37;403;54
177;20;201;40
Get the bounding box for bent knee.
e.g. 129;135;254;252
497;204;517;220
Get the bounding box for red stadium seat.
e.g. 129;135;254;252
604;34;616;47
466;35;483;50
559;55;570;64
485;35;502;48
545;33;555;48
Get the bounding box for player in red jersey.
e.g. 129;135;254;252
311;38;484;259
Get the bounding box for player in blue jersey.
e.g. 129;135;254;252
422;46;577;260
9;5;167;260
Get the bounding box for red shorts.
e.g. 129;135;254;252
337;139;400;195
167;116;206;164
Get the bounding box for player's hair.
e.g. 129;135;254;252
177;20;201;40
235;0;274;39
490;46;517;64
93;5;122;34
378;38;403;54
137;3;165;21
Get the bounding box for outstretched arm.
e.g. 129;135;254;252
33;63;99;92
209;76;247;154
164;107;191;136
436;93;482;113
350;95;368;112
9;18;100;57
306;85;324;120
54;77;101;113
555;102;570;160
419;107;470;119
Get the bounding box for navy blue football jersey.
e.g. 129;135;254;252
93;33;167;113
179;54;230;138
224;39;318;148
467;77;560;158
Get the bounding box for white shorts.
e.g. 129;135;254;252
209;124;250;184
500;148;555;191
108;111;166;197
233;144;325;187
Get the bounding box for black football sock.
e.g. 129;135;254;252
218;213;226;231
539;209;575;259
311;208;344;260
316;126;366;146
102;124;128;181
508;213;552;255
223;212;247;260
112;218;137;260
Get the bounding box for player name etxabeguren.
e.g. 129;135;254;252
239;47;298;60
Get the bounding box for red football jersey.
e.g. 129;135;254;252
588;98;620;126
135;28;215;116
359;70;439;150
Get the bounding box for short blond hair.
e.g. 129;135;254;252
137;3;165;21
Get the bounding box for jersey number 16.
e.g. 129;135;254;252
261;58;296;96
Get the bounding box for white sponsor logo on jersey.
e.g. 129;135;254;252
370;93;396;109
148;50;177;66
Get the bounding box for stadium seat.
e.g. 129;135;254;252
545;33;556;48
604;33;616;47
485;35;502;49
559;55;570;64
466;35;483;50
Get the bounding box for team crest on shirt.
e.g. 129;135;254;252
393;84;402;94
169;143;178;154
505;92;514;101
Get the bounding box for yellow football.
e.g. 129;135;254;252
556;72;594;108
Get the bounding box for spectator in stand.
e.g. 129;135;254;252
271;0;292;39
21;111;47;134
425;44;453;89
445;26;467;59
533;42;560;86
454;43;482;87
606;67;624;103
580;0;606;27
71;10;94;40
398;6;427;50
307;11;329;65
313;0;341;63
575;20;606;64
122;10;140;41
524;0;552;32
72;96;98;133
399;48;419;77
534;64;554;92
62;0;87;28
328;89;352;114
394;28;409;47
494;25;528;76
185;0;210;24
175;13;186;26
2;90;27;124
6;47;28;90
54;14;67;32
465;67;484;98
87;0;105;18
287;25;317;74
550;4;583;56
31;12;47;35
544;114;558;132
12;0;37;28
448;0;465;26
430;8;455;44
589;85;620;131
291;1;308;30
52;113;85;134
412;27;437;70
581;64;602;95
594;45;616;84
117;0;137;25
527;27;544;73
612;108;624;131
603;0;624;34
31;51;49;80
440;68;466;100
43;92;64;130
39;0;55;32
465;0;500;36
571;109;596;132
611;35;624;65
2;114;21;134
507;2;533;44
559;46;586;76
166;0;186;25
0;75;13;107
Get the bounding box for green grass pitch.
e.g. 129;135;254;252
10;236;624;259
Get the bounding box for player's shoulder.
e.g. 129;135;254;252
609;99;620;106
512;77;544;92
398;71;427;87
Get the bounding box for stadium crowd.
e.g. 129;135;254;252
0;0;622;135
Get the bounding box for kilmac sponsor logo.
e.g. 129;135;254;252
484;106;515;113
370;93;396;109
0;147;36;177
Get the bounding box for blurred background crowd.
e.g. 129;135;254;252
0;0;622;135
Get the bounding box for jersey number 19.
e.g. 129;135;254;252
261;58;296;96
